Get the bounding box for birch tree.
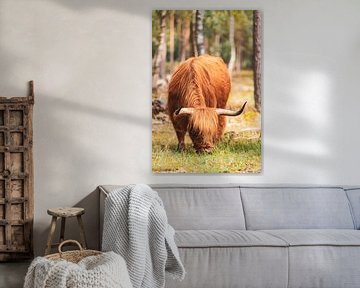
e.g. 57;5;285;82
228;11;236;73
195;10;205;55
169;10;175;68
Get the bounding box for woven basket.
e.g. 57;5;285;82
45;240;102;263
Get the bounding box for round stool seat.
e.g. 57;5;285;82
47;207;85;218
45;207;87;255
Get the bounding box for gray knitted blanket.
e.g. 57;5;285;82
24;251;132;288
102;184;185;288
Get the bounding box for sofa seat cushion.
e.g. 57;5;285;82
166;246;289;288
260;230;360;288
262;229;360;246
175;230;288;248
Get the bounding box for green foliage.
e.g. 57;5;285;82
203;10;229;40
235;10;254;69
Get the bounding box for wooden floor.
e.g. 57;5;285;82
0;261;30;288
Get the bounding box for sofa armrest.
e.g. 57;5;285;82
98;186;109;250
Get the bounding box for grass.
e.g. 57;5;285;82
152;123;261;173
152;70;261;173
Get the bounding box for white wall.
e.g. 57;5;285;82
0;0;359;255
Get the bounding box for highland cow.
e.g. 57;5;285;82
168;55;247;153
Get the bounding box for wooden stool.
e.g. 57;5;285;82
45;207;87;255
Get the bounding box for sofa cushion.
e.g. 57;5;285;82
260;230;360;288
288;246;360;288
262;229;360;246
153;186;246;230
165;247;289;288
100;185;246;230
241;187;355;230
175;230;288;248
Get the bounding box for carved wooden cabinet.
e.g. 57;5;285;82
0;82;34;261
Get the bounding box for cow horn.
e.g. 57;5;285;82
216;102;247;116
174;107;195;115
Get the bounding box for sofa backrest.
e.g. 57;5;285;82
152;185;246;230
100;185;358;231
240;186;355;230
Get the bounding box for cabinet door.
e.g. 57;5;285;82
0;102;33;261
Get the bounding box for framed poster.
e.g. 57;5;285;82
152;10;262;173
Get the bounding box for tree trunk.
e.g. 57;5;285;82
253;10;262;113
235;44;242;72
204;37;209;54
190;11;197;57
169;10;175;68
195;10;205;56
180;17;190;61
153;10;167;88
228;12;236;74
214;33;220;56
176;14;182;62
152;49;158;69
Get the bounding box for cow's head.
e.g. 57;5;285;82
174;102;247;153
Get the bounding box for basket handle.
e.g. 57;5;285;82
58;240;83;255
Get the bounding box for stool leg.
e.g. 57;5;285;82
60;217;66;243
45;216;57;255
77;215;87;249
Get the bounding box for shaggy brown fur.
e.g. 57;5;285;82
168;55;231;153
